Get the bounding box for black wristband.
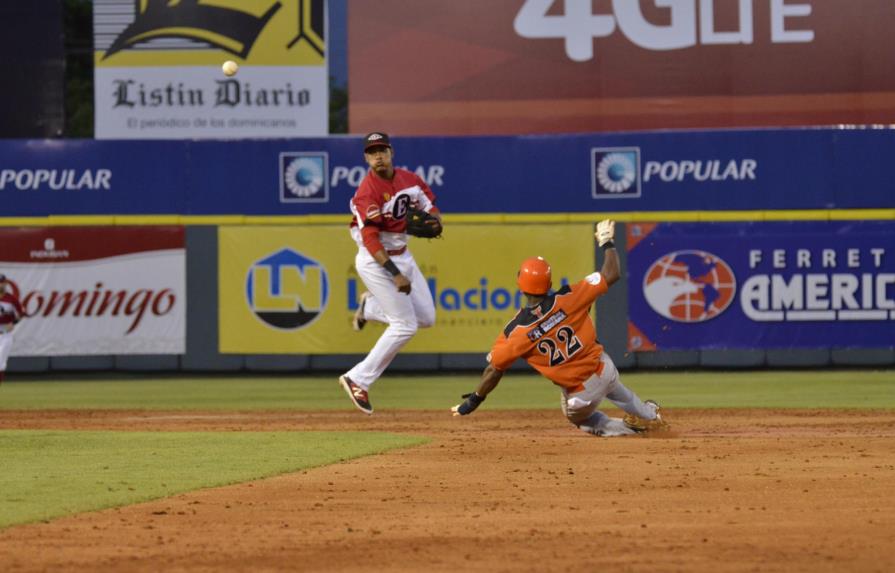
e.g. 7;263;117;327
383;259;401;277
600;241;615;251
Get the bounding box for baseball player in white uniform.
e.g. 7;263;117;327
339;132;442;414
0;274;25;384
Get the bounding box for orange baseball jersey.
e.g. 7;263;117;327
488;273;610;390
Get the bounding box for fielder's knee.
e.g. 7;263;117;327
391;321;419;341
415;305;436;329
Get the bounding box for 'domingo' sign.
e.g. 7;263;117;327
1;227;186;355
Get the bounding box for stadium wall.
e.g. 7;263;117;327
3;128;894;373
5;223;894;374
2;128;895;217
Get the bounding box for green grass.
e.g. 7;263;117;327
0;370;891;528
618;370;895;408
0;370;892;410
0;430;427;529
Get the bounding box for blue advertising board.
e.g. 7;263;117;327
626;221;895;350
1;128;894;217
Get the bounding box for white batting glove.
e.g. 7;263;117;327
595;219;615;247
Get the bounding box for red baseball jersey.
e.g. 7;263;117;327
0;292;24;333
488;273;610;390
349;168;437;251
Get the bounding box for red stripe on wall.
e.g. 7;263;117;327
0;227;184;263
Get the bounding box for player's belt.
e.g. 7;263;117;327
386;246;407;256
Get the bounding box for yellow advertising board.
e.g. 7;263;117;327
93;0;327;138
94;0;325;67
219;224;595;354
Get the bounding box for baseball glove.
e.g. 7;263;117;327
406;208;443;239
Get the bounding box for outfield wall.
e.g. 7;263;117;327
6;223;894;375
2;128;894;218
3;127;894;373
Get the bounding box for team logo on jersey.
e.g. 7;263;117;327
365;205;381;219
279;152;329;203
245;248;329;330
591;147;641;199
643;250;736;322
527;310;567;341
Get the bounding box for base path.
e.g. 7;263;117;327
2;408;894;572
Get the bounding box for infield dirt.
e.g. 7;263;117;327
1;408;894;572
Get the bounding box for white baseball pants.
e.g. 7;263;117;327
0;331;14;371
560;353;658;434
345;248;435;389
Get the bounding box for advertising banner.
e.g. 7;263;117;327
349;0;895;134
0;227;186;355
94;0;327;139
626;222;895;350
3;128;894;218
219;224;595;353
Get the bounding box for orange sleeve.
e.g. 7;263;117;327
564;274;609;313
488;331;528;371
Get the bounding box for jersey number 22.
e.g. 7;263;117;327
536;326;582;366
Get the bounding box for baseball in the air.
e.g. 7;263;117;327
222;60;239;77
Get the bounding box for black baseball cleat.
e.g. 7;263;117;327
339;375;373;414
352;292;369;331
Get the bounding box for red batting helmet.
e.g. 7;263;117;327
516;257;552;295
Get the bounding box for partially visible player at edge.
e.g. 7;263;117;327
451;220;668;436
0;274;25;385
339;132;442;414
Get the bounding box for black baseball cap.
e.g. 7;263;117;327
363;132;392;152
0;274;6;282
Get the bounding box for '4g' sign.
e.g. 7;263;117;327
514;0;815;62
